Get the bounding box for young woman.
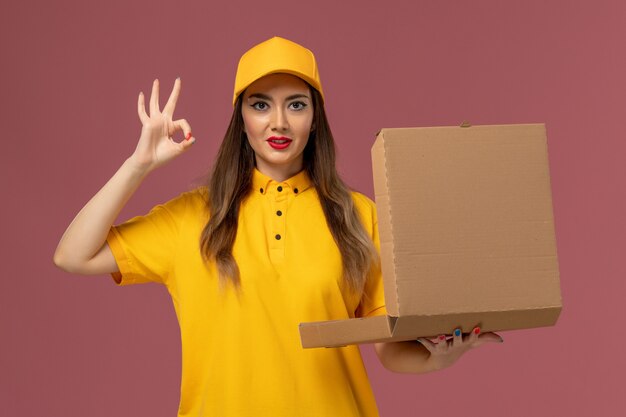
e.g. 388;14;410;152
54;36;501;417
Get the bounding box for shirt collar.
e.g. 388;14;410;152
251;168;312;196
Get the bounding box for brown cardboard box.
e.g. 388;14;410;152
299;123;562;348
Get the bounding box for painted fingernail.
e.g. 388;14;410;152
438;335;446;341
186;132;192;140
454;329;461;337
474;327;481;335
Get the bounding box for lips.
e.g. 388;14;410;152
267;136;292;150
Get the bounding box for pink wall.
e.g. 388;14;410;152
2;0;624;415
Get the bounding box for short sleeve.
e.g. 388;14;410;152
352;193;388;318
106;191;190;286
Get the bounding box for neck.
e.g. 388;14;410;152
255;159;304;182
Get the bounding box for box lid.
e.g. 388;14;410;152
372;123;562;317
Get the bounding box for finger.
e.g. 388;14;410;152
416;338;437;354
177;134;196;151
466;326;481;345
171;119;193;141
163;77;181;117
436;334;448;353
150;78;160;116
474;332;504;347
452;328;463;348
137;92;149;124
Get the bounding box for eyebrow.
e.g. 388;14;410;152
247;93;310;101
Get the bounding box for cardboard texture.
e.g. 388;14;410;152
299;123;562;349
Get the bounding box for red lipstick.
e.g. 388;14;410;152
267;136;292;150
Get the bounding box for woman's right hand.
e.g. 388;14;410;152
129;78;195;173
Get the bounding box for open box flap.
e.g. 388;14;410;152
300;305;561;349
299;315;399;349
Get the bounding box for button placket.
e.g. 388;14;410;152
270;183;287;259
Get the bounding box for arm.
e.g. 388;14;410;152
52;158;150;274
374;340;436;374
53;78;195;275
374;326;503;374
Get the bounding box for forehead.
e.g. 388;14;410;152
243;73;310;97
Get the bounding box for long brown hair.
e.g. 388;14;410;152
200;84;378;299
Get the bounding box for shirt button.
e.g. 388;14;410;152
277;186;283;192
276;210;282;216
275;234;281;240
294;188;299;194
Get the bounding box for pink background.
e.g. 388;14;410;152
2;0;624;416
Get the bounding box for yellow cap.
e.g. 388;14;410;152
232;36;324;107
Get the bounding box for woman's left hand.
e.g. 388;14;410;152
417;326;503;371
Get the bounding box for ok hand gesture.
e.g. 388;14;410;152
129;78;195;173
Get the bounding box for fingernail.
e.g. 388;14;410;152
438;335;446;341
499;337;504;343
177;76;181;80
454;329;461;337
474;327;481;335
186;132;192;140
190;138;196;144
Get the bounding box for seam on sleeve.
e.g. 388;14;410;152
106;226;137;285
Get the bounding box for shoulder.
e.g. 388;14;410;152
350;191;377;229
350;191;375;209
185;185;209;207
154;185;209;217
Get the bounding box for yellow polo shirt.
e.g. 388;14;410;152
106;168;387;417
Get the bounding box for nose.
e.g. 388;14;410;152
270;106;289;132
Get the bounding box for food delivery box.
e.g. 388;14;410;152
299;123;562;348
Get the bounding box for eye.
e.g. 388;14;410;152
251;101;268;111
289;101;308;111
